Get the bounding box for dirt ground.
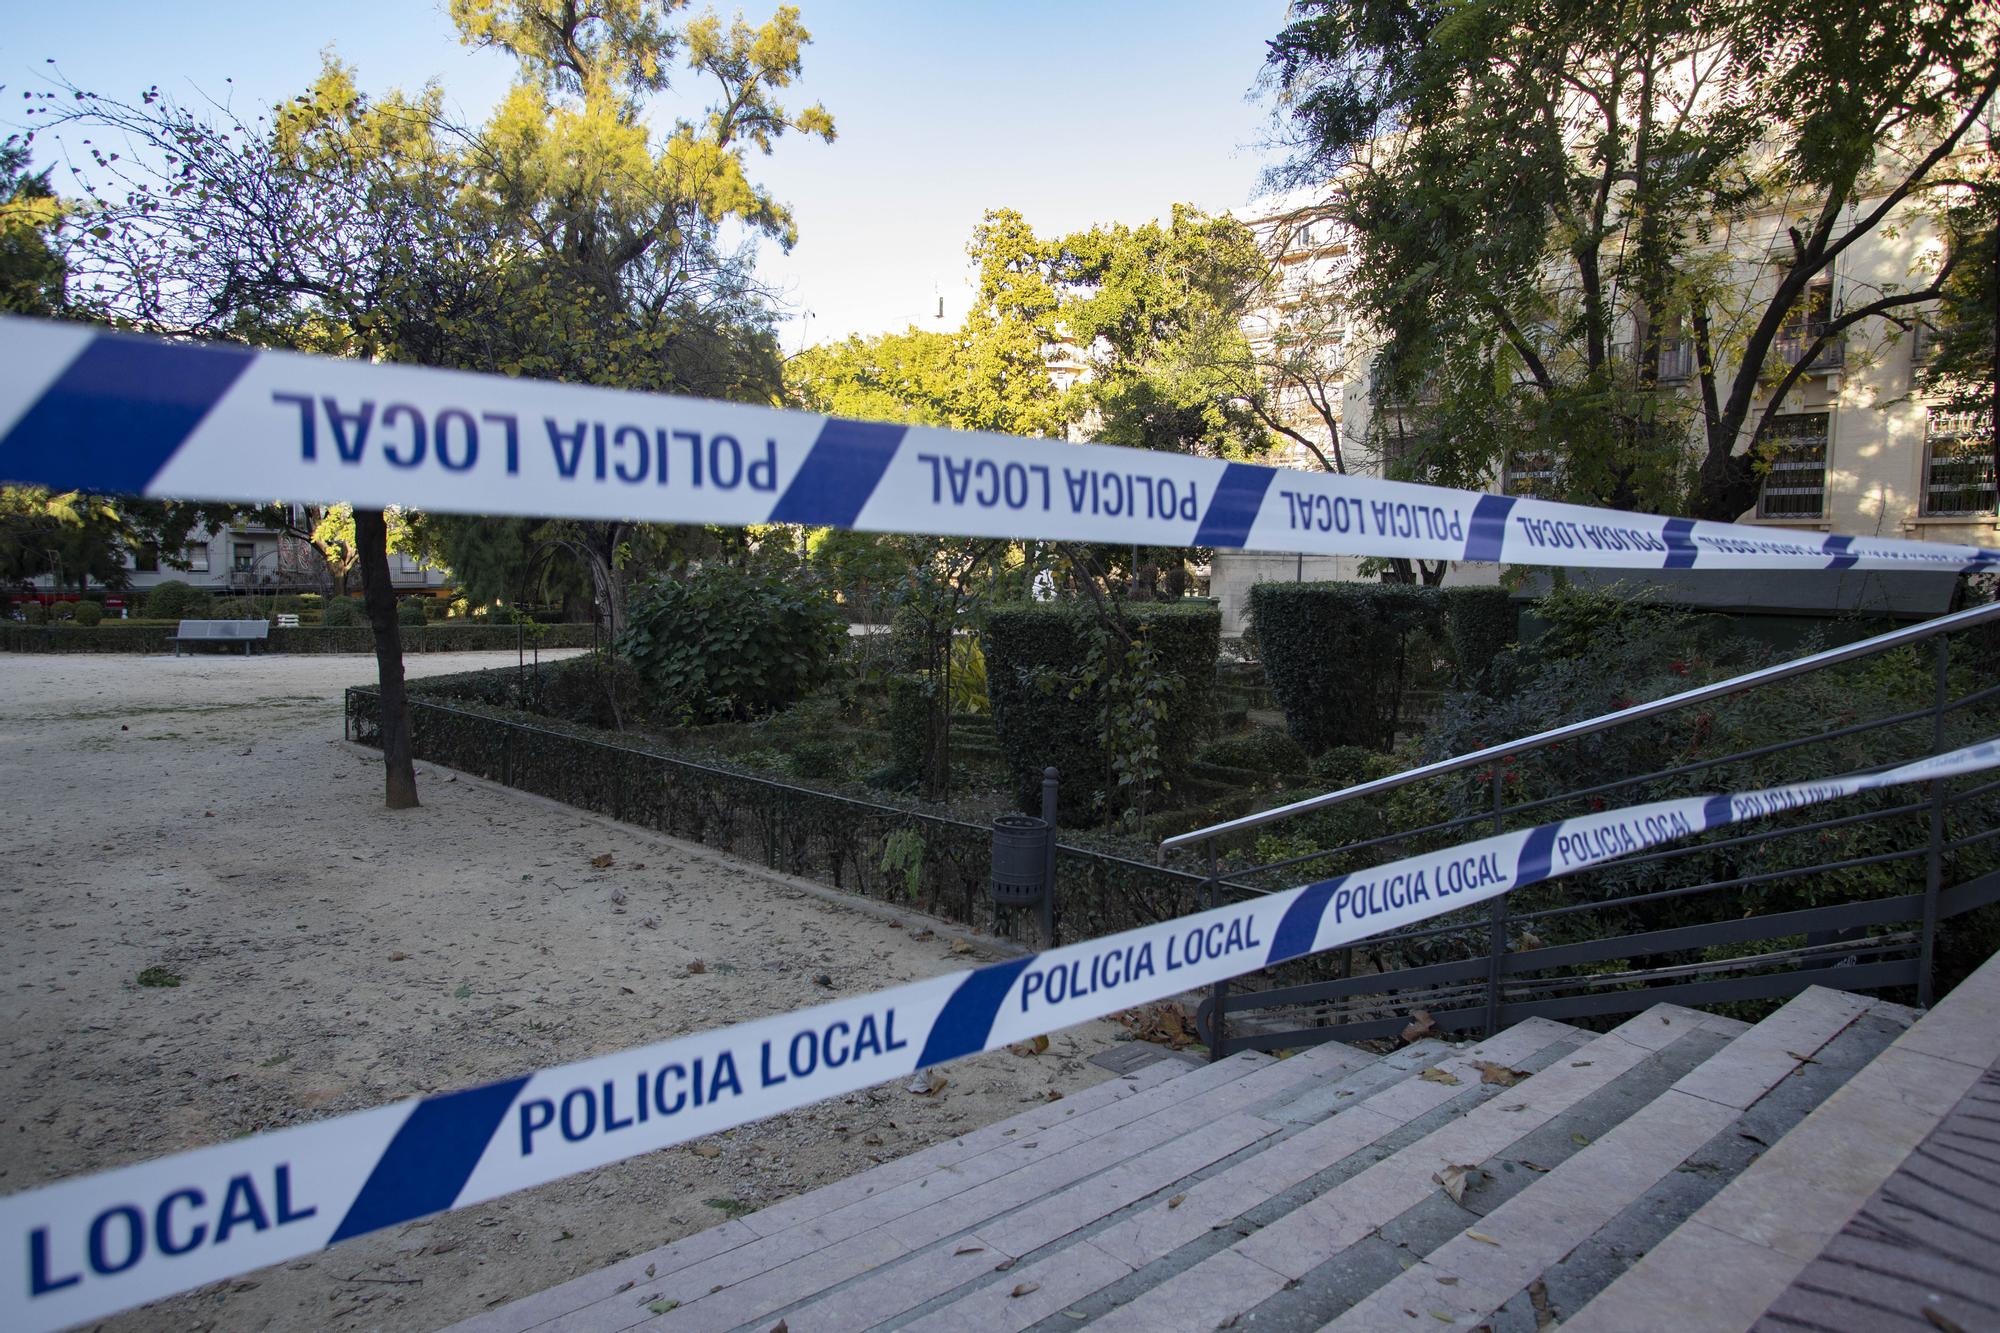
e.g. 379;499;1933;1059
0;652;1135;1332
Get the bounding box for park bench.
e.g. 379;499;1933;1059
170;619;270;657
275;613;300;628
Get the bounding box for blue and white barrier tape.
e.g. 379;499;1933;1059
1;315;1995;573
5;737;1995;1331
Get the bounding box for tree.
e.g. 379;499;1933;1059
0;135;65;315
1267;0;2000;520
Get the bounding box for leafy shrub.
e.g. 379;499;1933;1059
397;599;428;627
619;566;846;723
1196;726;1310;775
19;604;46;624
1249;582;1442;753
885;673;929;785
71;601;104;627
320;598;364;628
948;637;989;714
787;738;857;780
536;653;643;729
1310;745;1378;789
985;602;1219;824
143;580;208;620
47;601;75;622
1440;586;1516;688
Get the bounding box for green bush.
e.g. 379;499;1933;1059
787;738;857;780
47;601;75;622
71;601;104;627
536;652;643;728
619;566;846;723
1440;586;1516;688
1196;726;1310;775
320;598;364;628
142;580;208;621
20;603;46;625
885;673;929;785
397;599;428;628
1309;744;1378;789
1249;582;1442;753
985;602;1220;824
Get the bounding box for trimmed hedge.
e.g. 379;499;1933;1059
1440;586;1517;688
0;623;598;654
985;601;1220;824
1195;726;1311;776
1249;582;1441;753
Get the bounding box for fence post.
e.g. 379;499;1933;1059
1919;635;1950;1007
1483;767;1507;1035
1041;768;1059;948
1207;842;1227;1063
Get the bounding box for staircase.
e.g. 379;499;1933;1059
448;950;2000;1333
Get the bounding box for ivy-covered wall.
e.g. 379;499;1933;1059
984;601;1221;825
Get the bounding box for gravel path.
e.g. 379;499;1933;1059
0;652;1128;1331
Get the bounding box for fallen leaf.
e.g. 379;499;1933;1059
1517;930;1545;950
1396;1251;1420;1271
1044;1089;1063;1102
1432;1164;1481;1205
1216;1317;1241;1330
1923;1308;1969;1333
590;853;615;869
1008;1034;1052;1058
1420;1067;1463;1086
1430;1313;1455;1324
1571;1132;1591;1146
1785;1051;1820;1065
689;1143;721;1159
1466;1231;1500;1246
1517;1160;1551;1173
1473;1061;1528;1087
1401;1009;1438;1043
1010;1282;1041;1298
1167;1193;1187;1210
614;1280;635;1293
994;1258;1017;1272
954;1246;984;1256
1062;1312;1087;1322
814;973;834;988
1436;1276;1459;1286
645;1263;655;1278
387;951;409;962
1529;1276;1557;1330
949;938;974;955
907;1070;947;1096
767;1321;787;1333
862;1134;883;1146
687;960;706;974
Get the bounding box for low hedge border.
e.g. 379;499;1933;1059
0;624;600;654
346;683;1221;944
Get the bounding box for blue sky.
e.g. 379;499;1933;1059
6;1;1291;346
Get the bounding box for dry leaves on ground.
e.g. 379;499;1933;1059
1432;1164;1483;1205
1401;1009;1438;1043
1473;1060;1529;1086
589;853;615;868
1117;1002;1201;1049
1008;1034;1051;1057
1419;1067;1463;1086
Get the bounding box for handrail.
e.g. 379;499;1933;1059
1160;597;2000;856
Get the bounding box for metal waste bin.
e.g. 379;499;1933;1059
990;814;1050;906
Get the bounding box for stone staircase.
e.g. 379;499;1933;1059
450;956;2000;1333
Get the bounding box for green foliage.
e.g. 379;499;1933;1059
536;651;643;729
1440;586;1517;689
1310;745;1378;789
879;827;926;899
0;137;66;314
397;599;428;627
70;600;102;627
1249;582;1442;753
46;600;74;622
985;602;1219;825
787;738;856;781
1527;580;1690;663
320;597;364;628
136;966;181;989
18;603;45;625
1196;726;1311;776
947;637;989;715
141;580;206;621
619;565;845;723
884;673;929;786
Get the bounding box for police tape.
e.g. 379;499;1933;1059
6;738;1997;1331
0;314;1995;574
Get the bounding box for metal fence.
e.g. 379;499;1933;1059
1161;601;2000;1057
344;688;1221;946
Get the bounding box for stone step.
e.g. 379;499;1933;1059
1563;954;2000;1333
893;1019;1589;1333
447;1057;1204;1333
1080;1005;1740;1333
1325;987;1899;1331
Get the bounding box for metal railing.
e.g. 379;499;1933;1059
1163;600;2000;1059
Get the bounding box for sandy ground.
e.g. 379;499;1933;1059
0;652;1133;1332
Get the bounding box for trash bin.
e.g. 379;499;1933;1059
990;813;1050;906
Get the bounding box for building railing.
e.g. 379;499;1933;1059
1161;600;2000;1058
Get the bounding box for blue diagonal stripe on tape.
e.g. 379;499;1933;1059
1703;795;1735;828
1822;534;1859;571
1662;518;1699;569
917;957;1033;1068
1266;875;1348;966
767;417;906;527
1192;463;1274;548
1514;823;1561;887
327;1076;529;1243
0;334;254;494
1462;494;1516;562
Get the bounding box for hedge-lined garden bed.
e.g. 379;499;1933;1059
0;623;600;654
348;675;1223;943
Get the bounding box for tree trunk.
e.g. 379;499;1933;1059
356;507;420;810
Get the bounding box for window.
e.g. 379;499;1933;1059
1503;449;1558;499
132;543;159;573
182;543;210;573
1756;413;1829;519
1911;313;1941;366
233;542;255;573
1922;408;1996;517
1774;279;1842;370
